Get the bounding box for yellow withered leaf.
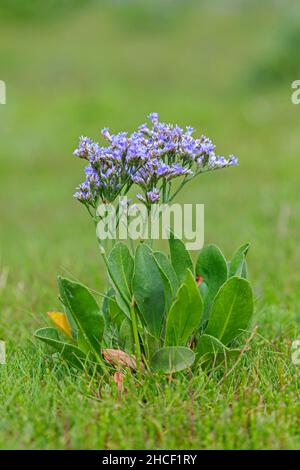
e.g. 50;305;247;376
47;312;72;338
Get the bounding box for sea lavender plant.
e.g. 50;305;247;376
34;113;255;378
73;113;238;212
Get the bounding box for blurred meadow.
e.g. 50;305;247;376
1;0;300;449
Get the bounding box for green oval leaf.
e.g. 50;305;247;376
101;287;114;324
58;277;104;359
165;270;203;346
119;317;134;353
205;277;253;345
229;243;250;278
34;327;88;370
195;334;242;367
132;244;165;338
109;296;126;329
151;346;195;373
168;231;193;284
152;251;179;312
195;244;228;322
107;242;134;305
196;334;228;357
57;276;78;339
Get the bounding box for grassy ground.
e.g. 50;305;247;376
1;1;300;449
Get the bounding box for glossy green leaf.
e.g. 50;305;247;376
168;231;193;284
101;289;118;348
152;251;179;312
34;327;87;370
151;346;195;373
205;277;253;345
132;244;165;338
119;318;134;353
58;277;104;358
101;287;114;324
77;330;92;355
143;330;161;359
195;244;228;322
196;334;228;356
229;243;250;278
109;296;126;329
107;242;134;305
58;277;78;339
165;270;203;346
195;334;241;366
115;290;131;319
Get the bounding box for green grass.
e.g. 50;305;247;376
1;0;300;449
1;332;299;450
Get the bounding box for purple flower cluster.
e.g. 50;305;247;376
73;113;237;207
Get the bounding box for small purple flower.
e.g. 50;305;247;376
73;136;92;159
166;163;192;180
229;155;238;166
148;112;159;124
147;188;160;203
101;127;111;141
138;123;150;133
186;126;194;135
74;181;93;203
73;112;238;207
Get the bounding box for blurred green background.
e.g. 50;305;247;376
0;0;299;340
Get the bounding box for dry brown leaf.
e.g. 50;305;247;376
102;348;144;371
